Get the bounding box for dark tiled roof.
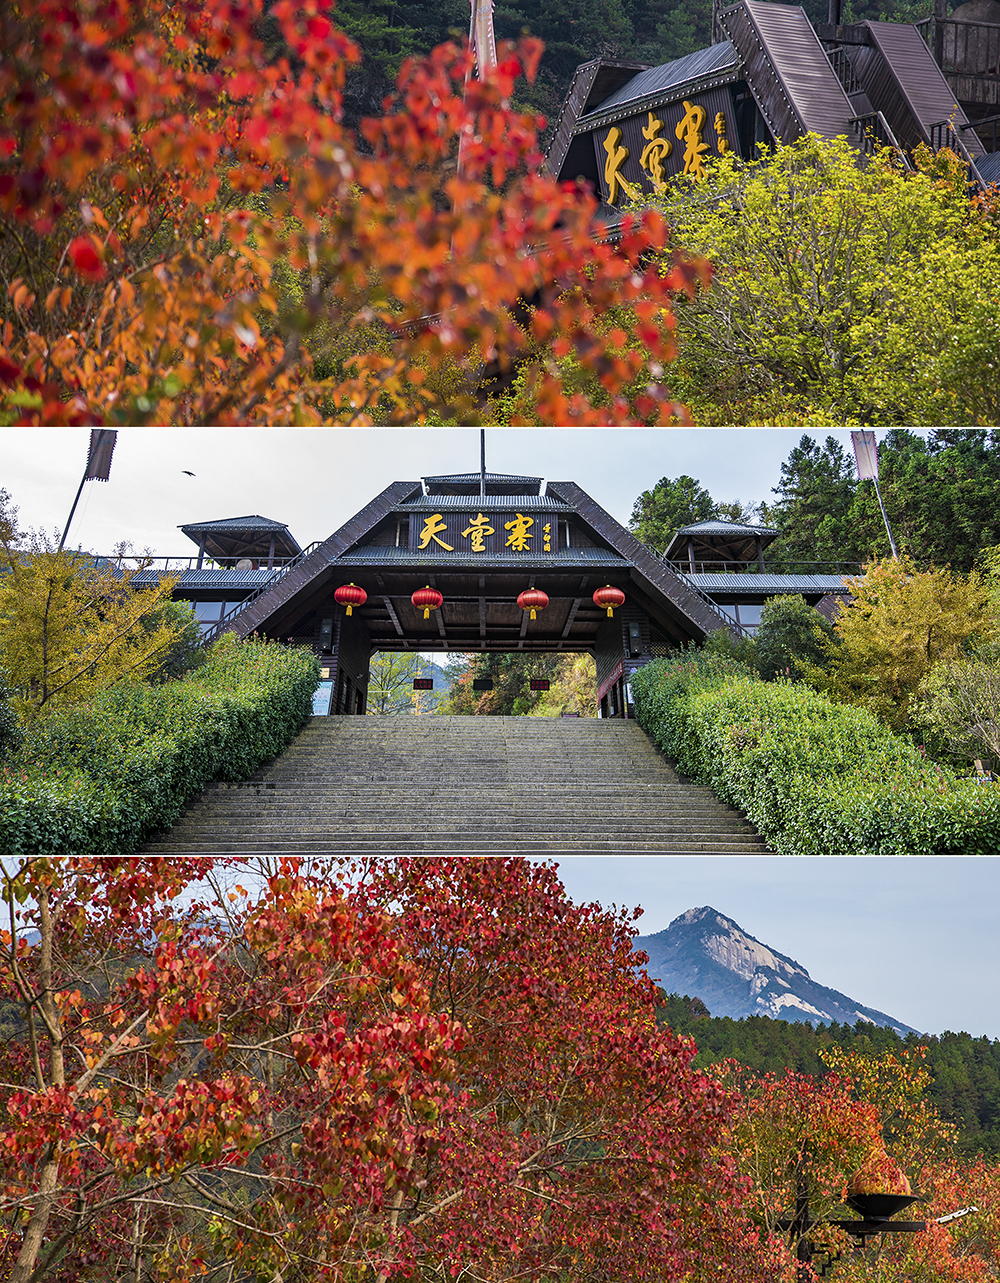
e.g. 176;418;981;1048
673;520;781;537
334;547;629;568
179;515;291;532
577;42;741;126
396;495;572;510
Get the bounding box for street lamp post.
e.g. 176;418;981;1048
780;1187;925;1279
778;1176;974;1280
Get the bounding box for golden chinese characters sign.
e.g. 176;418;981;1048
594;92;734;203
409;511;565;557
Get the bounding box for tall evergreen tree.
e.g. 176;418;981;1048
846;430;1000;572
629;475;721;554
760;435;859;569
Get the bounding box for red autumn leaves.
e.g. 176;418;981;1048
1;0;702;424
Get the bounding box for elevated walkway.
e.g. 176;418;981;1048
139;717;772;855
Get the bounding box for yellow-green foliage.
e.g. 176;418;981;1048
653;136;1000;425
529;653;598;717
806;556;998;731
0;535;183;722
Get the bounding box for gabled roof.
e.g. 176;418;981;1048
576;42;742;130
663;519;781;565
673;520;780;537
179;514;302;564
422;472;545;495
180;515;292;532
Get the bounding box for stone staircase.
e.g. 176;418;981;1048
138;716;772;854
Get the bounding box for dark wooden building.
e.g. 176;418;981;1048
129;475;857;718
547;0;997;216
201;472;743;718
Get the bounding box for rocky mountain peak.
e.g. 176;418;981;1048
637;907;916;1034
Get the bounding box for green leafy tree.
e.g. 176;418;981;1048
915;639;1000;774
753;594;836;683
368;651;442;714
655;137;997;425
141;597;206;684
762;430;1000;574
758;435;859;569
441;652;562;714
629;475;721;553
804;556;998;731
495;0;634;118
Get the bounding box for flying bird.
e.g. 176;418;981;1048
181;470;196;477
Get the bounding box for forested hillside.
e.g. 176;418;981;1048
658;993;1000;1158
326;0;936;126
630;428;1000;573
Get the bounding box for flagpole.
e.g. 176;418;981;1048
58;469;89;552
872;476;899;559
59;429;118;552
851;430;898;560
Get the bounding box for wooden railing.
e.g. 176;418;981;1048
848;111;914;168
916;16;1000;76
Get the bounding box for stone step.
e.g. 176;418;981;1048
137;714;773;855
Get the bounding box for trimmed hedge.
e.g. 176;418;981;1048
0;635;320;854
630;651;1000;855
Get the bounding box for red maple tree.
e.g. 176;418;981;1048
0;0;704;425
2;856;772;1282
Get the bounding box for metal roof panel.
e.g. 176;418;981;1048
578;42;741;121
179;515;291;532
687;573;855;592
672;520;781;536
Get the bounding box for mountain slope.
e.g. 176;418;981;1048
637;906;917;1034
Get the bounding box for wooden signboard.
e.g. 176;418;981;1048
592;88;737;203
408;510;561;557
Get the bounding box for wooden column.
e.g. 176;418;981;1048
933;0;947;66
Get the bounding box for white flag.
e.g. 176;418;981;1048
851;430;878;481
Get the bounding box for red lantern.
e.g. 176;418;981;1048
411;585;443;620
334;583;367;616
593;585;625;618
517;588;549;620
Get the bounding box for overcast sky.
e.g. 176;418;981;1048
1;427;931;555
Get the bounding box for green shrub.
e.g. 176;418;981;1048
631;653;1000;854
0;635;320;854
753;594;836;682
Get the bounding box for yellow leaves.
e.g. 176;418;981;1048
816;556;998;730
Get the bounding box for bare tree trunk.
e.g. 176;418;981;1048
10;888;65;1283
